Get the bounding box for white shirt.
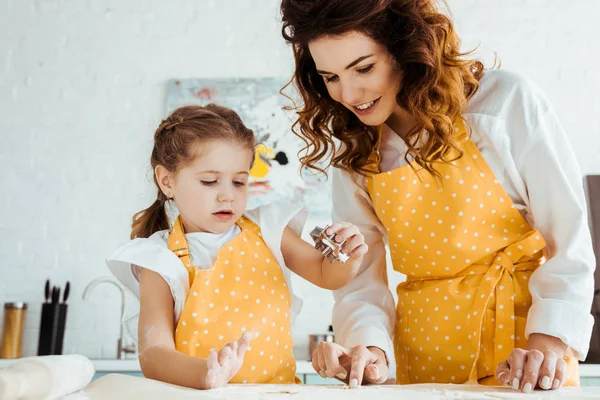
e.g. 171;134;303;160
331;69;596;379
107;201;308;345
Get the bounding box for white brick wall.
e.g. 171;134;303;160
1;0;599;361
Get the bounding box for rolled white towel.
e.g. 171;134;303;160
0;354;95;400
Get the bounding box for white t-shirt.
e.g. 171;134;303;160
107;201;308;344
330;69;596;379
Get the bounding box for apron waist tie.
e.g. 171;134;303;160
466;230;546;381
403;230;546;382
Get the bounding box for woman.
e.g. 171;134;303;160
280;0;595;393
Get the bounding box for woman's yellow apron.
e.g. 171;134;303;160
365;119;578;385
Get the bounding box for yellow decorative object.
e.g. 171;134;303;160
250;144;275;179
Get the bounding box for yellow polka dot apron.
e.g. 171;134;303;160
365;119;578;385
170;215;299;384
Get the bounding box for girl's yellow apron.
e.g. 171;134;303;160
365;119;578;385
170;215;299;383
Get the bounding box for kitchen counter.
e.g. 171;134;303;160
0;358;315;374
63;373;600;399
86;359;323;375
3;358;600;377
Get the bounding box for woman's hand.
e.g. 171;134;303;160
312;341;389;388
495;333;568;393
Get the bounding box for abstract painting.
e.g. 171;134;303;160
166;78;332;219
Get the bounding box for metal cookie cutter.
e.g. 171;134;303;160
309;225;349;264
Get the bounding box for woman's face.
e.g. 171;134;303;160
308;30;403;127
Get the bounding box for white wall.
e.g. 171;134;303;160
1;0;599;360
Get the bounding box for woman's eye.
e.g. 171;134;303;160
357;65;374;74
233;181;246;187
201;180;217;186
324;75;339;83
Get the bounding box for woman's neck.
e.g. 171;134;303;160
385;105;417;140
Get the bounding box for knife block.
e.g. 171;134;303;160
37;303;67;356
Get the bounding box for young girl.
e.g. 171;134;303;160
107;104;367;389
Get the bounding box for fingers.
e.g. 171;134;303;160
236;332;253;358
537;351;557;390
521;349;544;393
207;348;219;371
502;348;569;393
341;235;368;259
313;344;327;378
311;348;320;376
326;223;356;244
218;344;233;365
321;342;348;381
205;350;219;388
364;365;380;383
363;352;388;384
328;222;368;260
553;357;567;390
348;244;368;259
227;340;238;355
507;348;527;391
205;369;217;388
495;360;511;385
348;345;372;388
325;222;350;237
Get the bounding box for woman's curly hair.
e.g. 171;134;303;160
281;0;484;177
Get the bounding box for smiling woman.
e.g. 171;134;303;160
281;0;596;394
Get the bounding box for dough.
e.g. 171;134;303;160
64;373;600;399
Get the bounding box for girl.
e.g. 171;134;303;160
107;104;367;389
280;0;595;394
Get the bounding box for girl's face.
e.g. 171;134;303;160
308;30;403;127
157;140;253;234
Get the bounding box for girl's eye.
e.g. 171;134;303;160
324;75;339;83
201;180;217;186
357;65;374;74
233;181;246;187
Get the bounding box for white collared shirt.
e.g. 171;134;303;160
331;69;596;379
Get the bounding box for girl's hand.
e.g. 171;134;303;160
204;332;253;388
326;222;368;260
495;333;568;393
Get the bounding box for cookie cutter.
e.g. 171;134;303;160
309;225;349;264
